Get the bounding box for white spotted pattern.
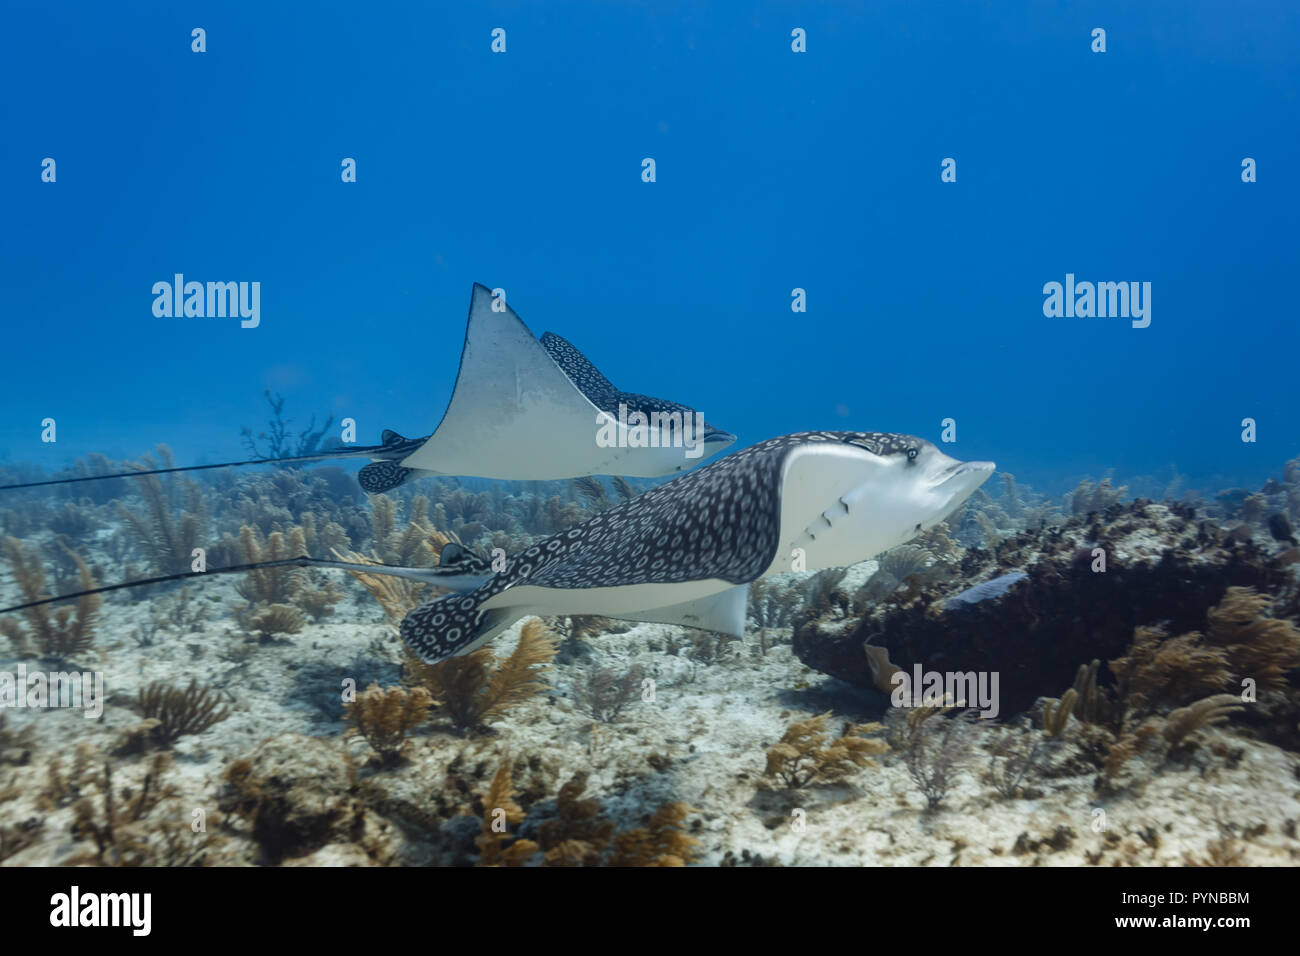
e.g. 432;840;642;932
399;430;920;663
540;331;725;435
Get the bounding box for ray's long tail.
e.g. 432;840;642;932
0;429;429;493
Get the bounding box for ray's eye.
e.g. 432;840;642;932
907;447;919;461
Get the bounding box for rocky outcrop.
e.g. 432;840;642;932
794;500;1298;716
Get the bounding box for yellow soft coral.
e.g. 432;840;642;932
404;618;558;732
764;712;888;789
345;683;433;764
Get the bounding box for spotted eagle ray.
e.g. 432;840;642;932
0;284;735;495
2;432;994;666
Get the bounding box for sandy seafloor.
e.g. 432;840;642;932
2;548;1298;868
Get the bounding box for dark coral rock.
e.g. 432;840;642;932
1214;488;1251;518
1269;512;1297;545
219;734;365;865
794;501;1295;716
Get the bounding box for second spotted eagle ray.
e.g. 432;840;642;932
0;284;735;495
3;432;994;664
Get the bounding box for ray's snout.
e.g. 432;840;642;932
951;460;987;481
938;460;996;485
929;457;995;519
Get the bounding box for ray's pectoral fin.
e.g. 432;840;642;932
399;582;751;666
401;589;523;664
397;284;603;481
610;584;750;637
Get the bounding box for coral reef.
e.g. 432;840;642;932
572;476;611;511
554;614;630;662
369;494;440;567
605;801;699;866
345;683;433;765
332;504;461;626
0;818;45;863
231;524;340;637
985;726;1045;799
296;575;343;621
1016;590;1285;791
236;526;306;605
115;446;207;573
534;772;698;866
514;775;605;868
1070;476;1128;516
857;532;961;607
1163;695;1244;748
474;759;538;866
1206;586;1300;691
900;705;976;810
136;680;232;747
1109;628;1231;716
0;536;100;663
748;578;800;634
573;664;646;722
0;714;35;766
762;712;887;790
240;390;334;461
1041;690;1076;737
68;754;218;866
220;735;365;865
794;499;1299;716
2;441;1298;869
799;569;849;620
246;603;305;640
684;630;739;665
333;547;426;626
403;619;559;733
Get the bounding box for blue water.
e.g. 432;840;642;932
2;1;1297;496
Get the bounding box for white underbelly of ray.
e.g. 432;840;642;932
479;578;733;618
398;290;695;480
765;443;884;574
